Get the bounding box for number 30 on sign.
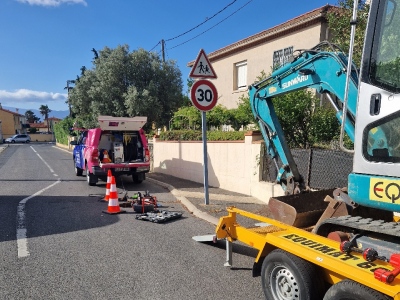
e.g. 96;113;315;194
190;79;218;112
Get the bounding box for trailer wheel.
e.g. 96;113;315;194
323;279;390;300
86;164;96;186
261;249;324;300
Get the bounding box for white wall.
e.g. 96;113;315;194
152;132;284;203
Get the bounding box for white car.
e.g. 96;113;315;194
5;134;31;143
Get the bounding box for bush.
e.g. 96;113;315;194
159;130;245;141
54;117;74;145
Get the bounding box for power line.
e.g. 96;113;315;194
167;0;253;50
165;0;238;42
149;41;161;52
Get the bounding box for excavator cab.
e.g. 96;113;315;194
349;0;400;213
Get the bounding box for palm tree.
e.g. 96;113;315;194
39;105;52;132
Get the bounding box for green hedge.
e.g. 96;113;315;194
158;130;245;141
54;117;74;145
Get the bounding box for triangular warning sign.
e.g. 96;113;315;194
189;49;217;79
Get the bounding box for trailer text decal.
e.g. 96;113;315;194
282;233;388;273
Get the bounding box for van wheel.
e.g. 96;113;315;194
261;249;324;300
74;162;83;176
86;165;96;186
323;279;390;300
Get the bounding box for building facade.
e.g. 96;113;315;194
188;5;333;109
0;106;28;138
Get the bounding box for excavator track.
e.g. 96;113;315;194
315;215;400;240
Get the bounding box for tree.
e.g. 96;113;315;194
69;45;185;130
227;95;256;131
39;105;52;132
206;105;229;130
326;0;370;67
272;90;317;148
171;106;201;130
25;110;40;123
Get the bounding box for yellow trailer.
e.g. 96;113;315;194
214;207;400;300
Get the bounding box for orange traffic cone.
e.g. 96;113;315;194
102;176;126;215
101;170;112;202
102;150;112;163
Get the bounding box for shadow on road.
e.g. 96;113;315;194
0;195;120;242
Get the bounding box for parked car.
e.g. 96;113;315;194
70;116;150;186
5;134;31;143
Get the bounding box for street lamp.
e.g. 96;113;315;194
64;80;75;117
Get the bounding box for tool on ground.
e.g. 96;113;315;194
131;191;158;213
135;210;183;223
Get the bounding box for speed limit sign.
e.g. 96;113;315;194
190;79;218;112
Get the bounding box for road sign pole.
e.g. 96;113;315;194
202;111;209;205
190;49;218;206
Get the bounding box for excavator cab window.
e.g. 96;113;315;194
363;110;400;162
369;0;400;93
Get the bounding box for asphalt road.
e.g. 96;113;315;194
0;144;265;300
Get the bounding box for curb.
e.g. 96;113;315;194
0;144;9;154
147;177;219;226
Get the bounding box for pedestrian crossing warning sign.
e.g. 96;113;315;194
189;49;217;79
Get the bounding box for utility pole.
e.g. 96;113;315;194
161;39;165;62
65;80;75;117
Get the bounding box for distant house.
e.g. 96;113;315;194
188;5;334;109
0;105;28;139
29;122;48;133
29;116;62;133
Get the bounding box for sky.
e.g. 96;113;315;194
0;0;337;113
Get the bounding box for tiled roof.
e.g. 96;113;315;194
0;108;25;117
187;5;333;66
29;123;47;128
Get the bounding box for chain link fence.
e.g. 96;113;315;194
260;144;353;190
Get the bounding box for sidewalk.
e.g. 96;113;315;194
0;144;8;154
147;172;273;226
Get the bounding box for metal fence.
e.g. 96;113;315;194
260;144;354;190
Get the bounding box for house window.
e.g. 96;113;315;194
235;61;247;90
273;46;293;69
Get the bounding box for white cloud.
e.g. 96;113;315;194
16;0;87;7
0;89;68;110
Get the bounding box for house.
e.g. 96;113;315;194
0;105;28;139
45;117;61;131
188;5;334;109
29;122;48;133
29;116;62;133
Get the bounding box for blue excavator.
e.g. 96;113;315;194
200;1;400;298
249;0;400;260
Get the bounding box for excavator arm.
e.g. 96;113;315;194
249;42;362;195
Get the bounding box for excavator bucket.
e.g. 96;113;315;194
268;189;340;228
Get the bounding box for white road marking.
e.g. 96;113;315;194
17;146;61;258
17;180;61;258
30;146;55;174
